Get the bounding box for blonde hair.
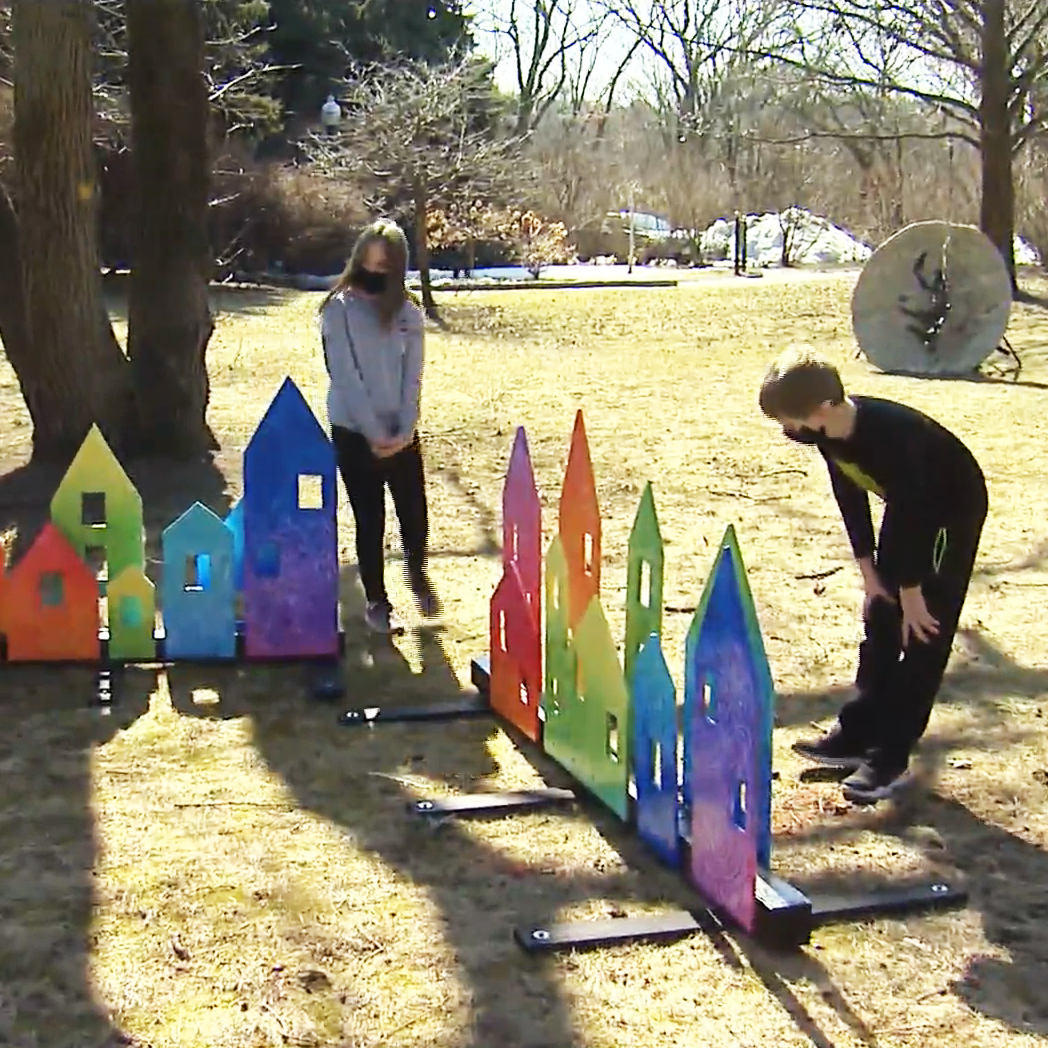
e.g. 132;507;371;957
759;345;846;419
320;218;414;326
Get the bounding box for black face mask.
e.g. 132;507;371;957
351;267;387;295
784;424;824;445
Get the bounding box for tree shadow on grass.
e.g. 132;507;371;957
0;666;155;1048
167;565;683;1047
0;454;231;566
103;281;295;325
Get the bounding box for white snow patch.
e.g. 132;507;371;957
701;209;872;267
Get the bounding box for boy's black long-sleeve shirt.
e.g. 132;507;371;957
786;396;986;588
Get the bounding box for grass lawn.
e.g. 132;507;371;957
1;271;1048;1047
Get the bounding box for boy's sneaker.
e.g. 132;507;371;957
364;601;404;635
792;725;868;770
409;569;443;619
842;759;914;806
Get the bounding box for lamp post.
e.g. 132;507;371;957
321;94;341;135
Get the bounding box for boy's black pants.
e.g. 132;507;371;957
838;490;987;766
332;426;429;606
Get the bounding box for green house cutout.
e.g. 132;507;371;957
50;425;145;593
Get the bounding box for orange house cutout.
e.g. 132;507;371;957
4;524;100;662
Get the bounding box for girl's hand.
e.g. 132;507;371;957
899;586;939;646
371;434;412;458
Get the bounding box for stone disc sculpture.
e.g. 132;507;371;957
851;220;1012;376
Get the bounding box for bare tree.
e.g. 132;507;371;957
751;0;1048;291
603;0;791;190
305;59;527;318
125;0;216;456
6;0;130;461
477;0;609;131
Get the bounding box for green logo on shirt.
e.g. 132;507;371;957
832;458;886;498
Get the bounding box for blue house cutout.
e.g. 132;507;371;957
631;632;681;867
242;377;338;659
224;498;245;629
160;501;237;660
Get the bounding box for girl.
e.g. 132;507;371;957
320;219;440;634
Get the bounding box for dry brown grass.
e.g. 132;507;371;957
2;271;1048;1048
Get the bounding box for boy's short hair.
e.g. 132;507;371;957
759;345;846;419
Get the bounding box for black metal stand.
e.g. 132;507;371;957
462;651;969;953
338;655;494;727
410;787;577;817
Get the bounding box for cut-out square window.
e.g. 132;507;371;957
81;492;106;528
119;595;143;628
297;474;324;510
85;546;108;583
184;553;211;593
40;572;64;607
732;781;748;831
256;543;280;578
606;712;619;762
702;679;715;723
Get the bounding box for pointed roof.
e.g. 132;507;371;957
51;424;140;513
9;523;95;585
246;377;328;454
163;500;234;545
558;410;598;525
629;482;663;562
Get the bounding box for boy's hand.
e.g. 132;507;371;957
858;558;895;615
899;585;940;646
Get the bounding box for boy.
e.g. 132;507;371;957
759;345;987;805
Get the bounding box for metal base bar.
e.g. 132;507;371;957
339;654;494;726
513;869;814;954
515;909;714;952
810;880;967;925
339;693;491;726
412;787;577;818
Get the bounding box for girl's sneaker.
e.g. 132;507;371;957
842;759;914;805
409;570;443;619
364;601;404;635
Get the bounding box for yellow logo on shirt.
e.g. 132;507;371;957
832;458;885;498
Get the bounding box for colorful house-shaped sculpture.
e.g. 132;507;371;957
683;525;774;933
108;565;156;661
488;427;544;742
161;502;237;660
489;561;542;742
242;379;338;659
49;425;145;593
224;498;245;630
0;538;7;640
4;524;100;662
559;411;601;629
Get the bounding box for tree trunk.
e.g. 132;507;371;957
980;0;1018;293
125;0;217;456
413;179;439;319
11;0;130;463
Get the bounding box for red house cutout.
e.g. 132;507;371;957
4;524;100;662
558;410;601;629
489;561;542;742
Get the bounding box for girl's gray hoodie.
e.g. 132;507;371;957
320;289;424;444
